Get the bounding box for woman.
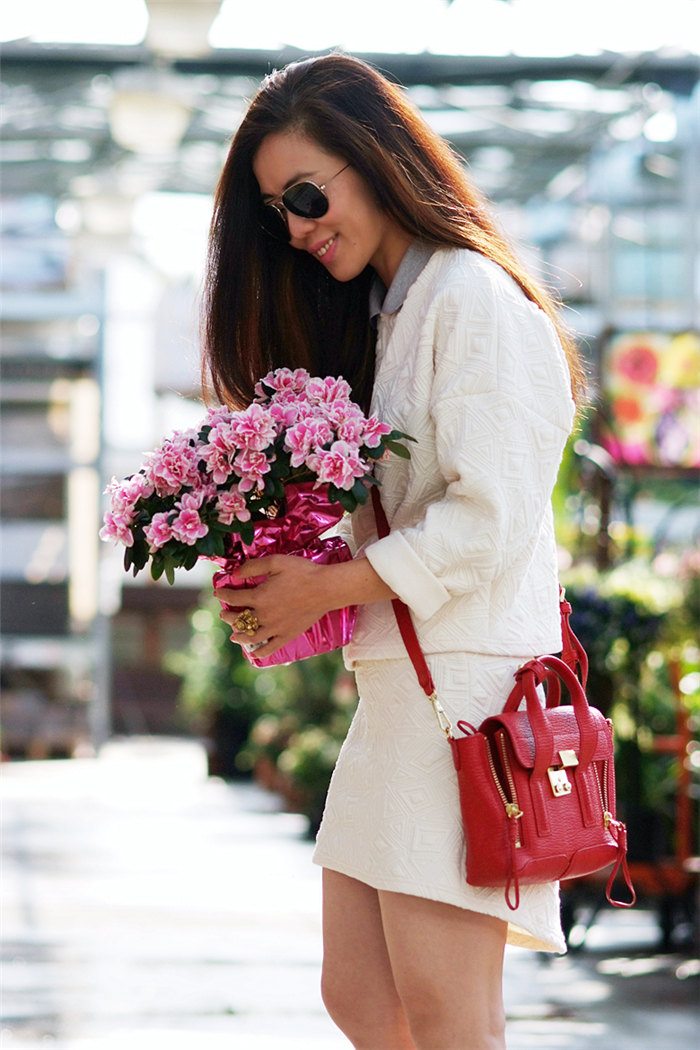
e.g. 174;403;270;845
204;52;584;1050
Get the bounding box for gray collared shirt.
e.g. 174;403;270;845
369;241;435;327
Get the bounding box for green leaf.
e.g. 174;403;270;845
239;522;255;546
183;549;199;571
165;561;175;586
197;533;217;557
336;489;357;513
352;479;369;504
129;534;150;571
385;440;411;460
270;457;291;480
151;558;165;581
363;445;384;459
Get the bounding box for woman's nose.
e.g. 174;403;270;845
285;211;315;243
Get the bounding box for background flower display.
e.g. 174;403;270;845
599;330;700;469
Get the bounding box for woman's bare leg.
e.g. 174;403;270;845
321;869;415;1049
378;890;507;1050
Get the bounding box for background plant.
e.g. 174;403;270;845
168;598;358;830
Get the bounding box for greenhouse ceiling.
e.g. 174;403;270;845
1;0;698;204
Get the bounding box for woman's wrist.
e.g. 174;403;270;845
318;555;396;611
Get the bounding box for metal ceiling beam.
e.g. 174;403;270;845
3;42;698;93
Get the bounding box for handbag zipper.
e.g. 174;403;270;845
593;759;613;828
486;731;523;845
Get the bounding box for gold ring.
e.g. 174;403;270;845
233;609;260;636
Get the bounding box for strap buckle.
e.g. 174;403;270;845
428;692;453;739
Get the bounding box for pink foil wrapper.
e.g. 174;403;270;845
212;482;357;667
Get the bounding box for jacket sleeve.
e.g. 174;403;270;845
363;275;576;621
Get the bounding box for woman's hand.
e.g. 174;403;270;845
216;554;336;659
216;552;396;659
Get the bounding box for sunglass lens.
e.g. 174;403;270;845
283;182;328;219
259;204;289;241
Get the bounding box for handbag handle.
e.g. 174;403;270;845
507;655;599;772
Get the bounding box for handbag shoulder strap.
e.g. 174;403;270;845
370;485;585;714
370;486;452;735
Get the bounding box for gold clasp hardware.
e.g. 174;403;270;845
547;767;572;797
547;749;578;796
428;692;453;739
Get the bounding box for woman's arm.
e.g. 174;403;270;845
363;274;576;622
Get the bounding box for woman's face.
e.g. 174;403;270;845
252;130;412;287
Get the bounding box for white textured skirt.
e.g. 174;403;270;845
312;651;567;954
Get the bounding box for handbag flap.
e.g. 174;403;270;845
480;706;613;769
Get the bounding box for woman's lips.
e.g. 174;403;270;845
311;234;337;261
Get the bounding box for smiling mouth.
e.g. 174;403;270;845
314;235;336;258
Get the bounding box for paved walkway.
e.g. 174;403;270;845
1;738;698;1049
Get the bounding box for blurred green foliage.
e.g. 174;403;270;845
562;554;700;860
167;601;357;832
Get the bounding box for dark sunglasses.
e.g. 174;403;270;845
259;162;350;241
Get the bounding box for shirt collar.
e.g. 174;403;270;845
369;241;435;327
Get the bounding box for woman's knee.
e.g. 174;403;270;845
402;986;505;1045
321;963;413;1047
398;980;505;1050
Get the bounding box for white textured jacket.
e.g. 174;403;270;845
341;246;576;666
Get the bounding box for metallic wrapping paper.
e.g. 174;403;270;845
212;482;358;667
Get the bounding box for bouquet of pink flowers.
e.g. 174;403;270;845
100;367;412;665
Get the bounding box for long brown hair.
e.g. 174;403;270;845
202;52;585;410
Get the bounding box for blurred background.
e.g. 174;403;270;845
1;0;699;970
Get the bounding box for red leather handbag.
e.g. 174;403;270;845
370;487;636;912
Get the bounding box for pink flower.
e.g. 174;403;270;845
306;375;352;405
615;344;659;385
229;403;278;452
313;440;367;490
178;490;207;512
216;489;251;525
207;420;239;451
105;473;153;514
99;511;134;547
189;478;218;502
234;448;272;492
361;416;392;448
269;399;309;427
145;433;202;496
144;512;174;550
200;424;238;484
255;367;311;398
336;414;365;445
284;418;334;467
205;405;235;426
319;398;362;430
170;508;209;545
